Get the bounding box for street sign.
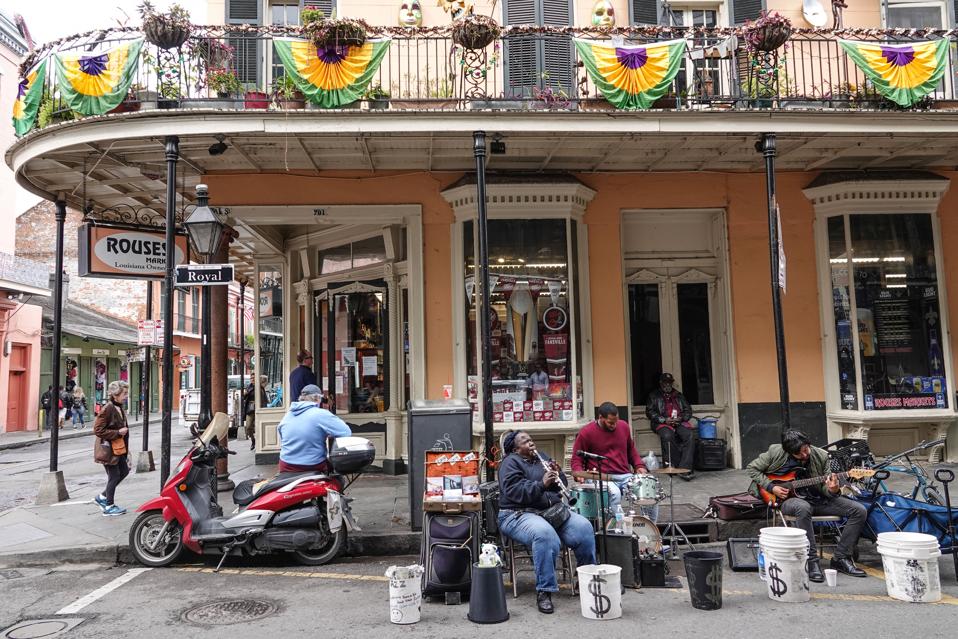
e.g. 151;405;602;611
137;319;164;347
175;264;234;286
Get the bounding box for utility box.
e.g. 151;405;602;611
407;399;472;530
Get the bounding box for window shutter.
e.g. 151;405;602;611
730;0;765;25
541;0;572;92
301;0;336;18
503;0;537;24
630;0;662;25
504;0;540;96
227;0;262;87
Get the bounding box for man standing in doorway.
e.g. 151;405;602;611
646;372;696;480
289;350;317;407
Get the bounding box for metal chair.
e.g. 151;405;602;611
501;534;577;598
779;513;844;558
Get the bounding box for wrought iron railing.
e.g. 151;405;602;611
19;25;958;129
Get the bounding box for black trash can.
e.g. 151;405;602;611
682;551;724;610
467;564;509;624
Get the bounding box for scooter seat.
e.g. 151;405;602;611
232;472;320;507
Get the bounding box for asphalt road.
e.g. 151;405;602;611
2;550;956;639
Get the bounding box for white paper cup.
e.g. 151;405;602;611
824;569;837;587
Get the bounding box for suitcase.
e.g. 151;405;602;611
707;492;766;521
421;511;480;599
479;481;500;537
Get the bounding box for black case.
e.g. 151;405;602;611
726;537;760;571
421;512;480;597
695;438;727;470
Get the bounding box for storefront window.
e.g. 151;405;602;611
464;219;577;424
829;213;947;411
329;289;387;414
258;267;284;404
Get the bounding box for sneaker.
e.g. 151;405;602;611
102;504;127;516
93;494;108;510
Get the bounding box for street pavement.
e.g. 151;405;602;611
1;547;956;638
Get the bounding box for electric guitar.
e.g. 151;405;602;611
758;468;875;506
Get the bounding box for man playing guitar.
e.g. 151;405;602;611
746;430;867;582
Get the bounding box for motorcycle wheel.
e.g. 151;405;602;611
292;526;346;566
129;510;184;567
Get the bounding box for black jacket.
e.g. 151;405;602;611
497;451;565;511
645;388;692;431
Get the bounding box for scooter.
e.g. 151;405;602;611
129;413;375;569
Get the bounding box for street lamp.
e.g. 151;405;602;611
184;184;226;433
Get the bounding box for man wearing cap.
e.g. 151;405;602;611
277;384;351;474
646;373;696;480
289;350;318;408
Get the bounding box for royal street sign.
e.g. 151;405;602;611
175;264;234;286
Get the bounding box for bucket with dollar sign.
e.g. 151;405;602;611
682;551;725;610
759;527;810;603
576;564;622;620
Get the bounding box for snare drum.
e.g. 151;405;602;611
571;485;610;520
628;474;660;504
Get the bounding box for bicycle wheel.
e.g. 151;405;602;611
923;486;944;506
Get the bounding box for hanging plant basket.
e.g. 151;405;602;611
747;24;792;52
139;1;193;50
304;18;369;48
451;15;501;51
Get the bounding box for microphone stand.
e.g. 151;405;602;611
596;456;608;564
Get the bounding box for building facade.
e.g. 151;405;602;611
8;0;958;463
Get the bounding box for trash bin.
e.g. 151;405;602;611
407;399;473;530
683;551;724;610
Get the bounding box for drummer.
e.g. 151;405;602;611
571;402;650;516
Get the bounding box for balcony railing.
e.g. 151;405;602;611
20;25;958;129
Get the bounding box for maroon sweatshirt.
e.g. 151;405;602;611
571;420;645;475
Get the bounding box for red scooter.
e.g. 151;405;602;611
129;415;375;569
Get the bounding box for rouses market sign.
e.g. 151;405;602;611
78;223;189;280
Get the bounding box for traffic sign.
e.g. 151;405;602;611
175;263;234;286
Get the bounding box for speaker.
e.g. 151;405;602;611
726;537;760;571
601;532;637;587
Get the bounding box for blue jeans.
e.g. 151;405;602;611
498;509;596;593
72;408;85;426
606;474;659;522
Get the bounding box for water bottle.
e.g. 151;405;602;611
614;505;625;533
643;450;660;471
757;547;767;582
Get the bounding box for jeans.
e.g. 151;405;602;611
103;456;130;505
498;509;596;593
72;408;85;426
780;495;867;559
605;474;659;522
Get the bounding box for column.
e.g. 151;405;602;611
384;263;404;474
211;236;233;491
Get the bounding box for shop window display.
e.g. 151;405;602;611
258;268;285;406
464;219;579;424
828;213;948;411
329;290;387;414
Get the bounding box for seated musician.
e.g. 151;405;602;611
497;430;596;614
746;429;867;581
571;402;649;514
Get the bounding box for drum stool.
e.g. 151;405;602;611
778;513;844;558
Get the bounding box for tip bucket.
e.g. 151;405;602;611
386;564;425;624
467;564;510;624
876;532;942;603
682;551;724;610
759;527;810;603
576;564;622;620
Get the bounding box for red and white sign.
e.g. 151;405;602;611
137;319;164;347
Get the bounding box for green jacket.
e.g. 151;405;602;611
745;444;833;500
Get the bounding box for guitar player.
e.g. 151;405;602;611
746;430;867;582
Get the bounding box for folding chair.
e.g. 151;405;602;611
501;534;577;598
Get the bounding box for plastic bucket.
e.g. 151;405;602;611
577;564;622;620
385;564;424;624
698;417;718;439
876;532;942;603
467;564;509;624
682;551;724;610
759;527;809;603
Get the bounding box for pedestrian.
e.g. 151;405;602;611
243;376;267;451
93;381;131;516
57;386;70;430
289;350;317;408
72;386;88;429
40;385;52;428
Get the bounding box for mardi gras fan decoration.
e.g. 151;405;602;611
273;38;391;108
839;39;948;107
574;38;686;110
54;39;144;116
13;59;46;137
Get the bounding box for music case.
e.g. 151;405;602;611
423;450;482;513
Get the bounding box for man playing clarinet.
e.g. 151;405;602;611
571;402;649;515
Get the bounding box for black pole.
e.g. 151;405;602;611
141;282;152;451
161;136;179;485
473;131;495;483
198;285;212;430
238;280;246;428
48;198;67;472
757;133;791;432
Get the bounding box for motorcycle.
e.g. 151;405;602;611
129;413;375;569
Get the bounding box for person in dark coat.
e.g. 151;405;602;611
93;381;131;516
289;350;317;407
646;372;696;480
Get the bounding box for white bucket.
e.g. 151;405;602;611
876;532;942;603
759;526;810;603
577;564;622;620
385;564;425;624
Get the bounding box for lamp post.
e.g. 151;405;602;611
183;184;226;436
238;277;248;438
473;131;495;483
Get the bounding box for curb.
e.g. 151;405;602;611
0;429;94;452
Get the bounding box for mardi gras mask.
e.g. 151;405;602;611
591;0;616;27
438;0;473;21
398;0;423;27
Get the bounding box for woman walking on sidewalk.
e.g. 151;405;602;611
72;386;88;429
93;381;131;516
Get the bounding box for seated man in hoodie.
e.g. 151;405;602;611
277;384;352;474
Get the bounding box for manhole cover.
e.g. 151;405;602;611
1;618;84;639
181;600;277;626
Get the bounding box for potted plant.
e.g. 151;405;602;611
109;85;143;114
139;1;192;50
272;74;306;109
451;15;500;50
38;94;76;128
302;13;370;48
364;83;390;109
743;11;792;53
208;68;243;108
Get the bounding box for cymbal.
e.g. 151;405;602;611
653;467;690;475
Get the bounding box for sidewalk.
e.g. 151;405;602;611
0;412;164;452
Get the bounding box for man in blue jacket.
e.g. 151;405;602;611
289;350;318;406
277;384;351;474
